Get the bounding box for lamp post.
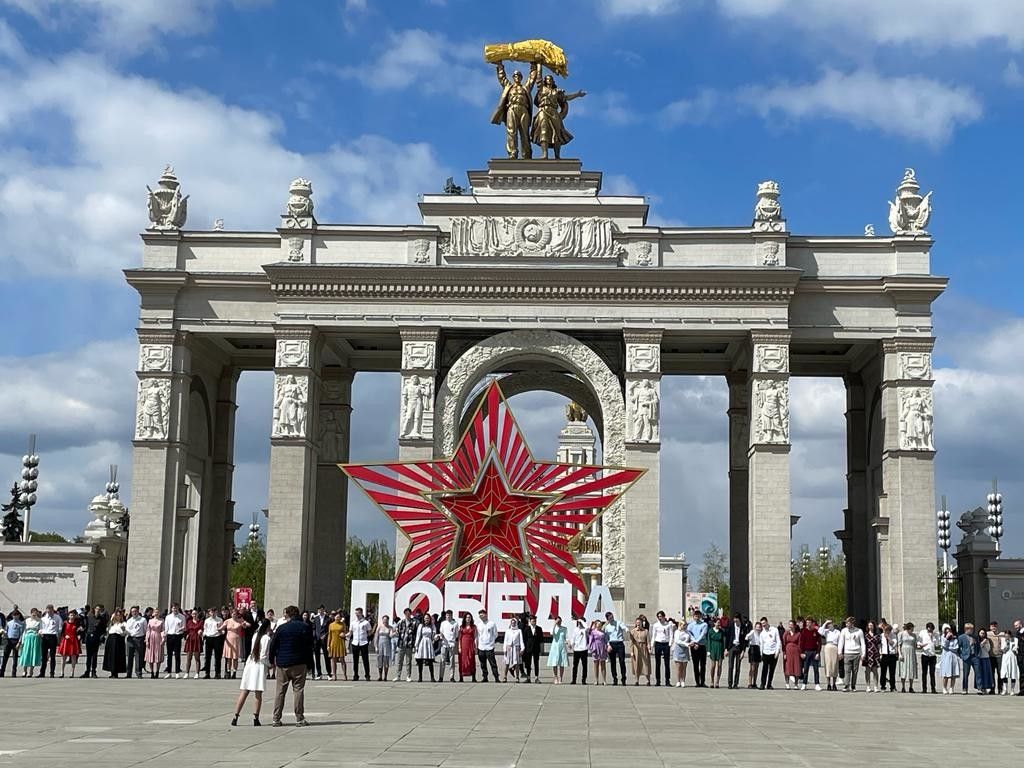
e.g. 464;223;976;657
987;479;1003;555
936;495;953;625
248;513;261;545
19;435;40;542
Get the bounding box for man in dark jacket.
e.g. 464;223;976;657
520;614;544;683
269;605;314;727
81;605;109;678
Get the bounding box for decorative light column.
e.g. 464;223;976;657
18;435;40;542
264;329;318;612
623;328;662;614
396;328;439;569
987;480;1003;553
747;330;792;623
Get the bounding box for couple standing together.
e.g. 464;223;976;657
230;605;313;727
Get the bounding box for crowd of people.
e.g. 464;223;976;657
3;601;1023;704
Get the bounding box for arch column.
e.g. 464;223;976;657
726;371;750;615
397;328;440;570
623;329;662;614
264;328;319;611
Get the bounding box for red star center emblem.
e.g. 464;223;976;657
342;380;644;616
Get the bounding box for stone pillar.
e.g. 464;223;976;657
126;332;191;609
196;366;239;608
623;329;662;615
876;339;937;628
747;331;792;623
264;329;319;612
224;519;241;601
310;367;354;607
842;373;872;620
726;372;750;616
396;328;440;572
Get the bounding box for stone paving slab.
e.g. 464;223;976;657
0;676;1021;767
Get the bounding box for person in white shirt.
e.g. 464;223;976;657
347;608;373;681
837;616;866;691
745;621;762;689
202;608;225;679
671;622;692;688
819;619;842;691
917;621;939;694
125;606;147;680
437;610;458;683
757;616;781;690
163;604;186;678
650;611;673;686
475;610;500;682
37;605;62;678
570;618;589;684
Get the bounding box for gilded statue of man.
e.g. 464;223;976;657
531;74;586;160
491;62;539;159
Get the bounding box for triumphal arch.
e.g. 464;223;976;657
125;44;944;626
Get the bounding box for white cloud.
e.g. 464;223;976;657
738;69;982;145
331;28;492;107
661;89;722;126
1004;60;1024;87
600;0;686;17
717;0;1024;50
0;54;449;276
0;0;246;55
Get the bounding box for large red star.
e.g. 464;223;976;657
342;380;644;616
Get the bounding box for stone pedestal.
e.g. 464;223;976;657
623;329;661;614
264;329;319;611
747;332;792;623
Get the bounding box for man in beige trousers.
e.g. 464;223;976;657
268;605;314;727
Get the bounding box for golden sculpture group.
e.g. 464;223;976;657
485;39;586;160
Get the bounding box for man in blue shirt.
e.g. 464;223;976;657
687;610;709;688
269;605;314;727
604;611;627;686
957;623;979;694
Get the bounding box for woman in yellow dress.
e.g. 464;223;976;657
327;611;348;681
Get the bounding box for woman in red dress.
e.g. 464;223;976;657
782;619;802;689
184;609;204;679
457;613;477;683
58;609;82;678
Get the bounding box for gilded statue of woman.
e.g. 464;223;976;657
530;74;586;159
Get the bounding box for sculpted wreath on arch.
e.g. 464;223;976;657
485;39;586;160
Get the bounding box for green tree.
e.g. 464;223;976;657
697;542;730;615
791;545;846;620
28;531;69;543
229;538;266;605
937;559;958;627
344;536;395;608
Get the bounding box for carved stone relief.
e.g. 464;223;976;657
318;408;347;461
283;177;314;228
434;329;627;586
888;168;932;235
138;344;172;373
321;378;345;404
899;386;934;451
753;180;784;232
447;216;618;260
402;341;436;371
272;374;308;438
287;237;304;262
627;379;660;443
753;344;789;374
410;239;431;264
899;352;932;381
621;240;654;266
626;343;660;374
275;339;310;369
753;378;790;445
760;241;781;266
400;374;433;440
135;378;171;440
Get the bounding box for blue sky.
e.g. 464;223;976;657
1;0;1023;572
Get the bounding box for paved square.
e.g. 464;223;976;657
0;676;1021;767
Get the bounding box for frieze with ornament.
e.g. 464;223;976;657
447;216;618;260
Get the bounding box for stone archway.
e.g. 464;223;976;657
458;371;605;440
434;329;627;586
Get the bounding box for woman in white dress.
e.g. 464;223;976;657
672;622;692;688
232;619;271;727
1000;631;1019;695
503;617;524;683
415;614;437;682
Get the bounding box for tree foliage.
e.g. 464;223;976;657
1;484;24;542
28;531;69;543
229;538;266;605
697;542;730;615
791;545;846;620
344;536;395;608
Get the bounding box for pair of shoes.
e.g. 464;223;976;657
163;673;172;679
406;676;412;683
295;719;309;727
815;684;822;691
193;673;200;680
253;716;261;727
231;715;238;726
272;721;282;727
